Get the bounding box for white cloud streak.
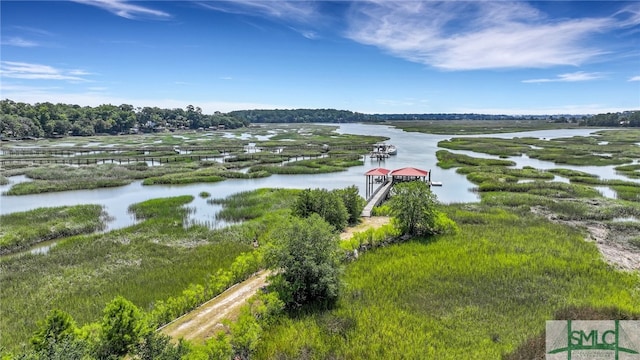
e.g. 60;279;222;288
197;0;321;39
72;0;170;20
629;76;640;82
0;61;90;82
198;0;316;21
522;71;605;84
2;37;40;47
344;1;617;70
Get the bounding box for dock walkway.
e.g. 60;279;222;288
362;180;393;217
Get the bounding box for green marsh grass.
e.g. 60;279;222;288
436;132;639;168
548;168;598;179
504;306;640;360
2;125;380;193
0;195;254;352
4;178;131;195
250;155;363;175
0;205;106;255
255;207;640;359
616;164;640;179
458;166;554;184
389;119;577;135
209;188;298;221
436;150;515;169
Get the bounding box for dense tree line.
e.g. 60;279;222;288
0;100;248;139
578;110;640;127
229;109;374;123
3;98;637;139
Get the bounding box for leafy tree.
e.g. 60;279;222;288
228;307;262;360
335;185;365;225
387;181;440;236
98;296;147;358
30;309;80;353
265;214;342;310
134;331;188;360
292;188;349;231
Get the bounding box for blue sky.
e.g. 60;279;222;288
1;1;639;115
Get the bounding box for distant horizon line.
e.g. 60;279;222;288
2;98;638;118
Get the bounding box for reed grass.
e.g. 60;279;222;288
390;120;576;135
4;178;132;195
436;150;515;169
255;207;640;359
0;195;252;352
209;188;298;221
615;164;640;179
0;205;106;255
250;155;363;175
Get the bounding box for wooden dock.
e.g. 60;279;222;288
361;180;393;217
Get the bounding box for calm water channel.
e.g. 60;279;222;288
0;124;634;234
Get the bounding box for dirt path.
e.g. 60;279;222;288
160;217;391;343
160;271;270;342
340;216;390;240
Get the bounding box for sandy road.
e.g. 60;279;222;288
160;217;391;343
160;271;270;342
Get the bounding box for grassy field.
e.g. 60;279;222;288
0;188;301;353
0;205;107;255
255;206;640;359
0;196;253;352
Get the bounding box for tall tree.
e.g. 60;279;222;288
292;188;349;231
265;214;342;310
335;185;365;225
30;309;78;352
387;181;439;236
98;296;148;358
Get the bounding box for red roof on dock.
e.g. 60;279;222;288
390;167;429;177
365;168;391;176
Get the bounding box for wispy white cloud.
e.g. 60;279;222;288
344;1;618;70
198;0;316;21
198;0;321;39
0;61;90;82
629;76;640;82
613;3;640;28
72;0;170;20
522;71;605;84
11;26;54;37
2;37;40;47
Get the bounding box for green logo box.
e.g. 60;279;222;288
547;320;640;359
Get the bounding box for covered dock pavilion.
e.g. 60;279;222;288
362;166;433;217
